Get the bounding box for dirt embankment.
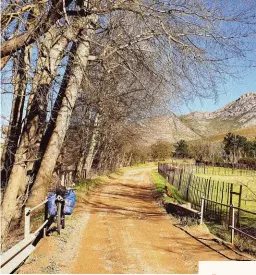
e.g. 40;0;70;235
18;166;253;274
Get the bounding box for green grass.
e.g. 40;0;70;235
76;177;104;194
193;168;256;238
151;169;185;204
194;169;256;212
192;166;256;255
155;162;256;256
151;169;166;194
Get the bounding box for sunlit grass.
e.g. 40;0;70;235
151;168;185;204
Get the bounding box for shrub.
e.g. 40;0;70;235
151;141;172;160
238;157;256;169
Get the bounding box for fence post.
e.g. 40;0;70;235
236;185;243;227
206;177;211;200
44;201;49;237
172;169;176;185
229;183;233;205
24;207;31;239
186;173;193;201
178;169;183;190
230;204;235;244
200;196;205;225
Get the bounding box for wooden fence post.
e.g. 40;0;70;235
186;173;193;201
44;201;48;237
205;178;211;212
230;205;235;244
206;177;212;200
172;169;176;185
236;185;243;227
178;169;183;190
200;196;205;225
229;183;233;205
24;207;31;239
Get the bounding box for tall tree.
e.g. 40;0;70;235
174;140;190;159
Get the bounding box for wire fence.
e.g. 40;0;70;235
169;160;256;176
158;163;256;253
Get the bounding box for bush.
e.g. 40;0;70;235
238;157;256;169
151;141;172;160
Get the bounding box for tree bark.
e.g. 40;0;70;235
77;112;100;177
0;0;73;58
0;55;11;70
27;14;98;206
1;48;29;186
0;24;78;245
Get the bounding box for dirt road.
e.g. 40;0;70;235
18;166;252;274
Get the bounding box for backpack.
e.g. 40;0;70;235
63;190;76;215
47;193;57;216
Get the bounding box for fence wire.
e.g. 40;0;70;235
158;163;256;254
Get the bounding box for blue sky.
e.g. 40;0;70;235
1;0;256;121
175;66;256;115
173;0;256;115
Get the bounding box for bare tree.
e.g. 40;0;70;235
1;0;256;246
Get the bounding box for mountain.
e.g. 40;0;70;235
136;114;201;145
136;92;256;145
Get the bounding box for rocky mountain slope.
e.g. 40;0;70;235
137;92;256;145
136;114;201;145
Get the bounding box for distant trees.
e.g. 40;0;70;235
174;140;189;158
189;141;224;163
151;141;172;161
223;133;256;164
174;133;256;163
244;138;256;158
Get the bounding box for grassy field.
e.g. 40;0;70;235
159;161;256;255
195;165;255;176
194;169;256;210
193;166;256;255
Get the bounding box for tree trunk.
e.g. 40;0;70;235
1;48;29;186
127;152;133;166
0;24;79;245
82;112;100;176
27;15;98;207
75;108;92;178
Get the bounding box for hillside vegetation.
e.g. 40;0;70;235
202;126;256;143
137;93;256;146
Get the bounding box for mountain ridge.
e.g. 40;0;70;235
136;92;256;145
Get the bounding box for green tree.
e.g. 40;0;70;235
223;133;247;165
174;140;189;158
244;139;256;158
151;141;172;161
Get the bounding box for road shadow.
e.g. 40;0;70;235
174;224;252;261
76;181;166;220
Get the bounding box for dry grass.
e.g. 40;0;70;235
203;126;256;143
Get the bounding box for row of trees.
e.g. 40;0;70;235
129;139;222;163
1;0;256;247
145;132;256;163
223;133;256;162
